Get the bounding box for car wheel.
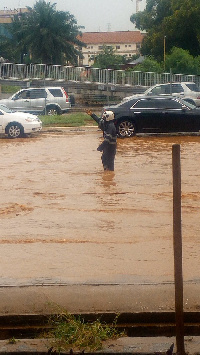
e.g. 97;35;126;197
117;119;136;138
46;105;61;115
6;122;24;139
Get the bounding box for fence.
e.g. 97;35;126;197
0;62;200;87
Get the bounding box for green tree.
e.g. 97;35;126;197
0;0;85;65
133;56;163;73
92;46;127;69
193;56;200;76
165;47;196;74
131;0;200;60
0;17;26;63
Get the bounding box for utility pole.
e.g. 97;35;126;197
172;144;185;355
164;35;166;71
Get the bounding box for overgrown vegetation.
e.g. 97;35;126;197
40;112;97;127
45;312;124;352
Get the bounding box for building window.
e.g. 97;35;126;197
129;45;131;47
98;46;103;50
116;45;120;49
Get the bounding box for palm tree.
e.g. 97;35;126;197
1;0;85;65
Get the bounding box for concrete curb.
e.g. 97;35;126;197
0;336;200;354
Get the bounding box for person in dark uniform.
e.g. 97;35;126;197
86;110;117;171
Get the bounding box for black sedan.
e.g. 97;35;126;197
104;96;200;138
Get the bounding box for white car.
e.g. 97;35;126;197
0;104;42;138
0;86;71;115
124;82;200;106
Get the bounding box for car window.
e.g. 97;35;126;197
185;83;200;92
148;85;166;95
16;90;29;99
48;88;63;97
160;99;183;109
132;99;162;108
115;99;137;107
171;84;183;93
132;98;184;109
29;89;47;99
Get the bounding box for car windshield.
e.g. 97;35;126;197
0;104;13;113
115;99;138;107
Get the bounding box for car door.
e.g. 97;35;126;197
0;109;5;132
130;98;165;132
10;89;32;112
151;98;198;132
177;107;200;132
170;83;185;98
28;89;47;113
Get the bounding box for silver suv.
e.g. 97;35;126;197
125;82;200;106
0;87;71;115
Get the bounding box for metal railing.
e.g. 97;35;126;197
1;62;200;87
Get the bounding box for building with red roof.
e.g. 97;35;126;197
78;31;145;66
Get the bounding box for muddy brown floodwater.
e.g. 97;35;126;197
0;128;200;293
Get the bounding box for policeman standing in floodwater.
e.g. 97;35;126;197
86;110;117;171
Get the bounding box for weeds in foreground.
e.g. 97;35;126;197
45;312;124;353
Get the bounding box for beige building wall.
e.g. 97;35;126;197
78;31;145;66
0;8;28;23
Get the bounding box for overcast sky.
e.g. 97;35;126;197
1;0;146;32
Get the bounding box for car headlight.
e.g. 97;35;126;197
25;117;38;122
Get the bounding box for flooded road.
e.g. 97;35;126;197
0;128;200;292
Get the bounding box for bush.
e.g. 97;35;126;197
45;312;124;352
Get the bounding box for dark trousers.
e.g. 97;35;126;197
101;145;116;171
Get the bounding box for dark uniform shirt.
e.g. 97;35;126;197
91;113;117;171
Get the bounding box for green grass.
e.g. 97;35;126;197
40;112;98;127
45;312;124;353
1;85;19;94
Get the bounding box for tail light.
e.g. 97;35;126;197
62;87;69;102
197;96;200;99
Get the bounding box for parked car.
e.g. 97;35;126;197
104;96;200;138
0;87;71;115
0;104;42;138
124;82;200;107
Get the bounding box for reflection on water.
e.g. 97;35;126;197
100;171;116;188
